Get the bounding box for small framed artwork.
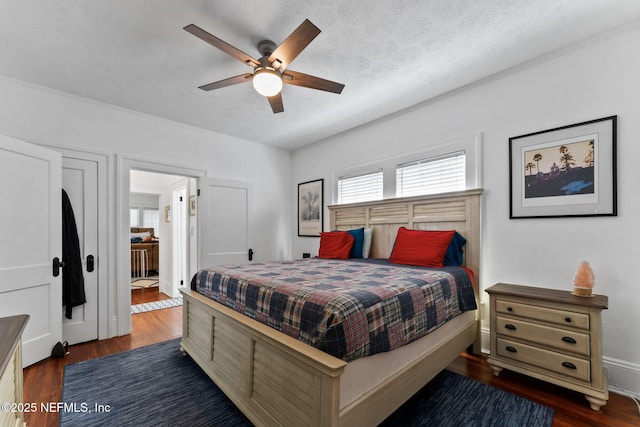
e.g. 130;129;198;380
164;205;171;223
189;195;196;216
509;116;617;218
298;179;323;236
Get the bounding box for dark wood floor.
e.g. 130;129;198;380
23;288;639;427
130;285;173;304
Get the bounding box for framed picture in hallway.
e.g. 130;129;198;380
298;179;323;236
189;195;196;216
509;116;617;218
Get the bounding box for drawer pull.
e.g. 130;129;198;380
562;336;577;344
507;307;513;312
505;346;518;353
504;324;517;331
565;317;572;323
562;362;577;370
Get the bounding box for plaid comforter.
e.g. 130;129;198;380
192;258;476;361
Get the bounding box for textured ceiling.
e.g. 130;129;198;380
1;1;640;151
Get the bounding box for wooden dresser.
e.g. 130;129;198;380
0;315;29;427
486;283;608;411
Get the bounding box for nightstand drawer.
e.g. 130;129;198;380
497;337;590;382
496;316;590;356
496;299;589;330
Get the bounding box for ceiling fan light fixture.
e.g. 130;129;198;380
253;67;282;97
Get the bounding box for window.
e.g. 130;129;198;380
130;208;140;227
396;151;465;197
332;134;480;204
143;208;160;238
130;206;160;237
338;169;383;204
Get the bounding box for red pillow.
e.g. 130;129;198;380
389;228;455;268
319;231;355;259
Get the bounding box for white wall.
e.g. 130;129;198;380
292;25;640;396
0;76;292;336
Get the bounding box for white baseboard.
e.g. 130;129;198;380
479;327;640;399
480;326;490;355
604;356;640;400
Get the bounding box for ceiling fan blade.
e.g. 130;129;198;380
282;70;345;94
268;93;284;113
269;19;320;71
184;24;260;68
198;74;253;91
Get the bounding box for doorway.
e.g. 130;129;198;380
118;158;204;337
129;170;195;310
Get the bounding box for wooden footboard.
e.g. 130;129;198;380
181;288;477;427
180;288;347;427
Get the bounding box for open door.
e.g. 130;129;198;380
0;134;62;367
198;178;251;269
62;157;99;345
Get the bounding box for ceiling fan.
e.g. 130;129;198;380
184;19;345;113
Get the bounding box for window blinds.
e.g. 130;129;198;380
338;169;383;204
396;151;465;197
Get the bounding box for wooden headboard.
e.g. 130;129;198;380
328;188;483;293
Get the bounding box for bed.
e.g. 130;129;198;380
130;227;159;276
180;189;482;427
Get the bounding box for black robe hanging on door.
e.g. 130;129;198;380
62;189;86;319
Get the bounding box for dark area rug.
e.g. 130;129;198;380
61;338;554;427
379;367;554;426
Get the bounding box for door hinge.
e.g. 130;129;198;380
197;189;200;196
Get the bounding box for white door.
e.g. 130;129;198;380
0;134;62;367
198;178;251;268
62;157;98;344
172;185;187;296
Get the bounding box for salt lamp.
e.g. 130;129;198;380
572;261;595;297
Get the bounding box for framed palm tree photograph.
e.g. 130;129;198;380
509;116;617;218
298;179;323;236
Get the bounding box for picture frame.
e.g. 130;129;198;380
509;116;617;218
298;179;323;237
164;205;171;223
189;195;196;216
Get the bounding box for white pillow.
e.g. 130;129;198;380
131;231;151;239
363;227;373;258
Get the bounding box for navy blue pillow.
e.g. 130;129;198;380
443;231;466;266
347;228;365;259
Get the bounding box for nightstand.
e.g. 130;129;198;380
486;283;608;411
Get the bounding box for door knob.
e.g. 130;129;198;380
53;257;65;277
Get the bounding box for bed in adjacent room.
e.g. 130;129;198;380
130;227;159;277
180;189;482;427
